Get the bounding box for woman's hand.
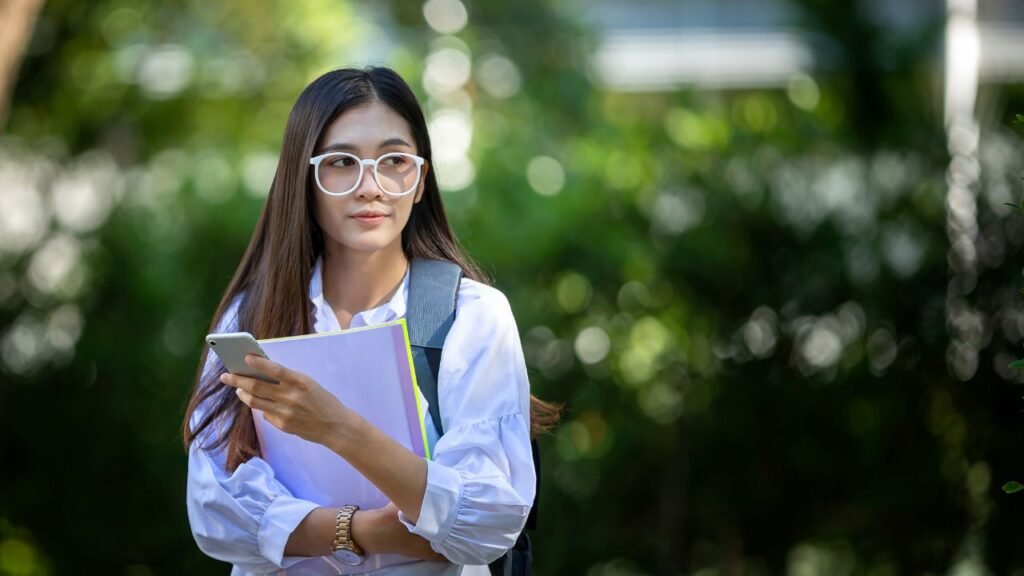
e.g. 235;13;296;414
221;354;358;446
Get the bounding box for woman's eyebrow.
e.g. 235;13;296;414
319;137;414;153
378;137;413;148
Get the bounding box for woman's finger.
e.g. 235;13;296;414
245;355;310;390
235;387;276;412
221;373;278;401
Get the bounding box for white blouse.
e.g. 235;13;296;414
186;258;535;575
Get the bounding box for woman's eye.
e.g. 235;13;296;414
331;157;356;167
383;156;407;167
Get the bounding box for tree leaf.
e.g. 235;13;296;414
1010;360;1024;369
1003;481;1024;494
1016;114;1024;124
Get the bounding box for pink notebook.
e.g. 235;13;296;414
254;319;430;574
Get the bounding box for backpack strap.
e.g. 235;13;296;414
406;258;462;437
406;258;536;576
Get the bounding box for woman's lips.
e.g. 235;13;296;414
352;213;387;224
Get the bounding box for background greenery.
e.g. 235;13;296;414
2;0;1024;574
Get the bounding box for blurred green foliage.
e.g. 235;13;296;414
3;0;1024;575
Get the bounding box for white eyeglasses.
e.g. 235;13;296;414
309;152;426;197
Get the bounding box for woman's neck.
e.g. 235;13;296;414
321;243;409;327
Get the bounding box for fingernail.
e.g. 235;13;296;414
220;373;229;384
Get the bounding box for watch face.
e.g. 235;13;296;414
335;548;365;566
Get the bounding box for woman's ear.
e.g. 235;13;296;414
414;162;429;203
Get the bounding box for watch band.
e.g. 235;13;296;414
332;505;363;555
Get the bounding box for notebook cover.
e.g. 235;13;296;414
252;319;430;574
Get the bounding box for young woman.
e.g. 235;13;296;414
181;67;558;575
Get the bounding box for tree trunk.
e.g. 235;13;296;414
0;0;46;130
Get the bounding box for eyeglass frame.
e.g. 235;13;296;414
308;151;427;197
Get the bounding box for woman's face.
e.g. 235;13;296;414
311;101;427;258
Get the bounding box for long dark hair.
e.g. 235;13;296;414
181;67;560;471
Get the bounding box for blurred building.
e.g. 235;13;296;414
588;0;1024;92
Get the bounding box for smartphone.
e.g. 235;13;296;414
205;332;280;384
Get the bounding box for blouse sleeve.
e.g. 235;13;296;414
397;282;536;566
185;297;320;573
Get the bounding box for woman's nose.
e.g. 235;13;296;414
354;164;385;199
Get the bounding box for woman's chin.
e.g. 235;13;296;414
337;233;400;255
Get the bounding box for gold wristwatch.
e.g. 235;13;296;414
332;505;365;566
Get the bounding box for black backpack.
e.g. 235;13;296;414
406;258;538;576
